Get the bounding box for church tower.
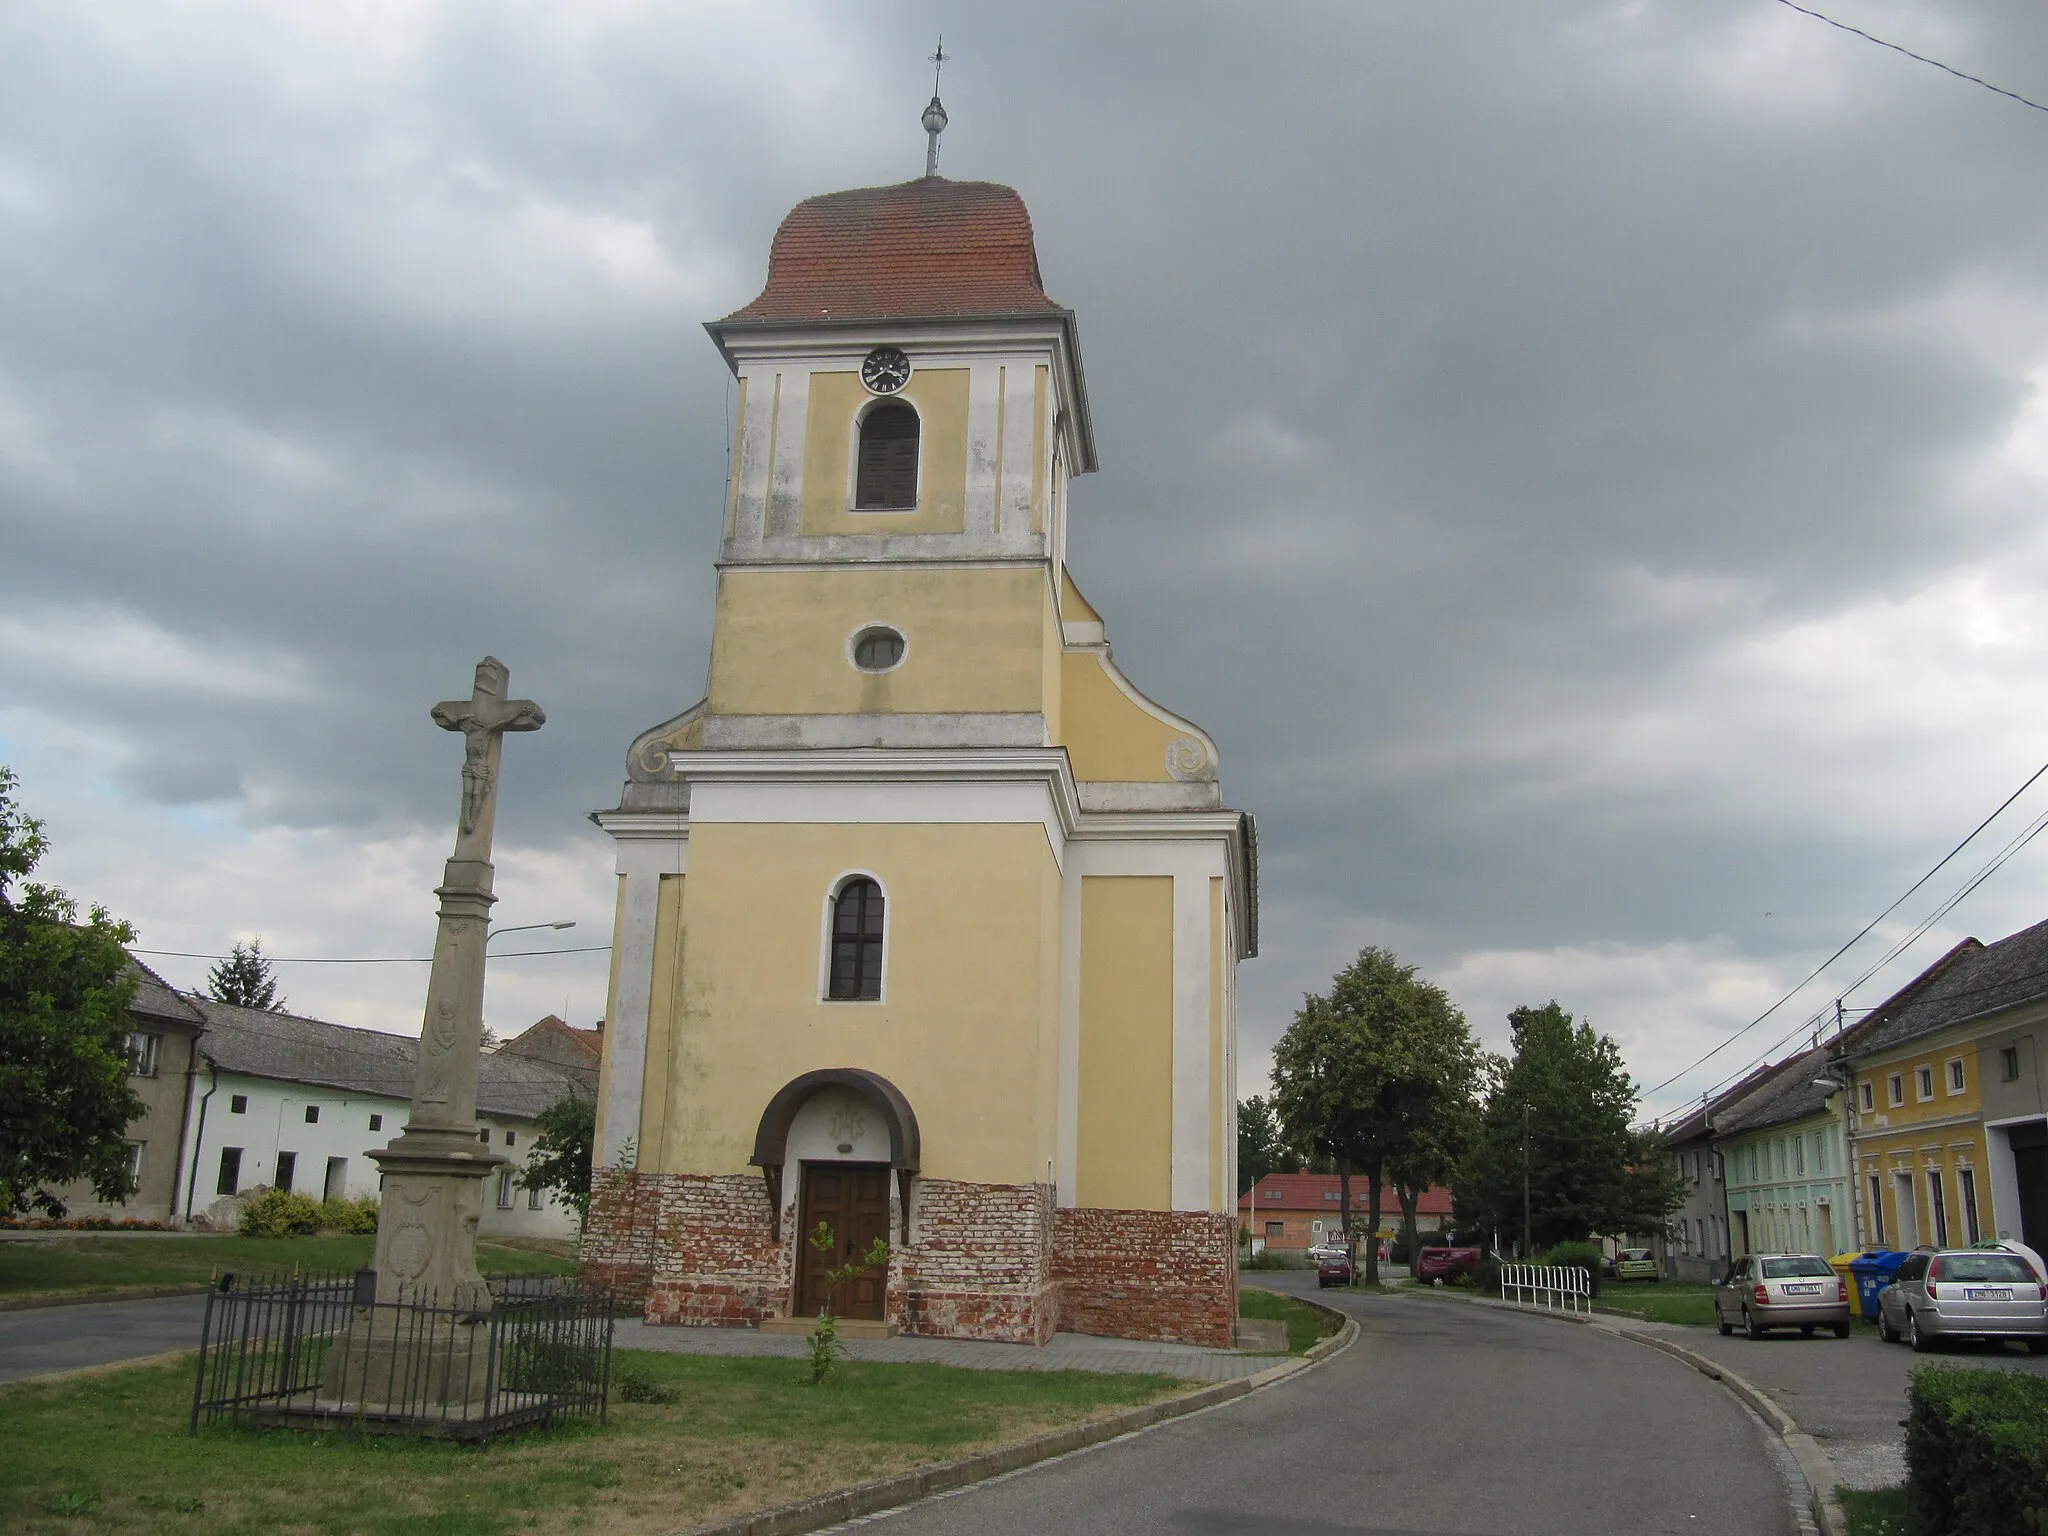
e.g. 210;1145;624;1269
585;132;1256;1346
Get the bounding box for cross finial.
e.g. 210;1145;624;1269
922;36;950;178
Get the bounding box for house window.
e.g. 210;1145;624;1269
1960;1167;1981;1245
1264;1221;1284;1240
369;1114;382;1131
1947;1058;1965;1094
851;626;906;673
125;1141;144;1184
275;1151;296;1192
527;1184;543;1211
217;1147;243;1197
478;1129;491;1144
124;1032;160;1077
303;1105;319;1124
1929;1170;1949;1247
230;1094;248;1114
853;402;919;510
1916;1066;1934;1102
496;1170;514;1209
504;1131;515;1148
826;877;885;1001
1888;1074;1905;1107
1869;1173;1885;1246
2002;1046;2021;1082
1794;1138;1805;1176
1860;1081;1874;1112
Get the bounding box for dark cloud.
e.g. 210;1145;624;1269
8;1;2048;1114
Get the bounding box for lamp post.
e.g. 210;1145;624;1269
486;919;575;949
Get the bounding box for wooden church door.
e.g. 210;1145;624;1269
796;1163;890;1320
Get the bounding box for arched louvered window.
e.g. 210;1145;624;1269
827;877;885;1000
854;403;919;511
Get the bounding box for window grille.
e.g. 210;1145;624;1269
1947;1059;1965;1093
854;403;919;510
304;1105;319;1124
827;878;885;1000
230;1094;248;1114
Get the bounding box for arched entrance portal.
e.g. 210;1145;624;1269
751;1069;921;1322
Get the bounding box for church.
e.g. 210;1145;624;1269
581;127;1256;1346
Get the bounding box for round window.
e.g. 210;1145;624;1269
851;626;906;672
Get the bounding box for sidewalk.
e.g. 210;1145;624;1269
617;1321;1282;1381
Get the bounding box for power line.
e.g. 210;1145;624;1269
132;945;610;964
1772;0;2048;116
1640;754;2048;1101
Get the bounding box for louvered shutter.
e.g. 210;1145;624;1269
855;405;920;510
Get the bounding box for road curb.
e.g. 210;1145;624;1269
670;1301;1359;1536
0;1283;212;1313
1406;1287;1842;1536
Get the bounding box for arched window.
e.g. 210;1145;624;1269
828;878;885;1000
854;403;919;511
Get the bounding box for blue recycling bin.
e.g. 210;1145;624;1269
1847;1250;1909;1321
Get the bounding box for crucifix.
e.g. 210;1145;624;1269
361;656;546;1309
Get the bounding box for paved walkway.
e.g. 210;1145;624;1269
616;1320;1281;1381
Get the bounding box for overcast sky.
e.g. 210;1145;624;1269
8;1;2048;1121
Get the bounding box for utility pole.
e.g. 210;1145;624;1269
1522;1101;1533;1260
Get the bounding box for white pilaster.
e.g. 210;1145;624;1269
766;368;809;540
1056;863;1083;1205
599;828;687;1167
1171;868;1212;1212
731;368;779;550
965;361;1001;538
999;364;1037;536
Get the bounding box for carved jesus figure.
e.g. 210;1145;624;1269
430;657;544;859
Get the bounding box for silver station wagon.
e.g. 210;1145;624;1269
1877;1248;2048;1353
1714;1253;1853;1338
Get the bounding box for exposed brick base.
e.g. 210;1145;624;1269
580;1169;1235;1348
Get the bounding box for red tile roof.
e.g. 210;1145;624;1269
723;178;1062;324
1237;1174;1452;1216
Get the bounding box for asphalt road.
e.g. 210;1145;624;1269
0;1293;208;1383
850;1276;1803;1536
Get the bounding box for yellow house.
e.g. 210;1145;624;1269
1839;927;2048;1255
580;169;1255;1347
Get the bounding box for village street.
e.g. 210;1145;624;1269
843;1278;1805;1536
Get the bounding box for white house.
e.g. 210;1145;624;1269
174;996;587;1240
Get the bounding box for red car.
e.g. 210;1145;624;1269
1317;1253;1356;1288
1415;1240;1483;1284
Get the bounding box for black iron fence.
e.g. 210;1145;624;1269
190;1269;613;1443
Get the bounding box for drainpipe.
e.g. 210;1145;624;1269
182;1058;218;1224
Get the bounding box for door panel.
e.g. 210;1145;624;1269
796;1163;891;1321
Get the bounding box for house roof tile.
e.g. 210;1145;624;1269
1236;1173;1452;1216
721;178;1062;325
1837;926;2048;1060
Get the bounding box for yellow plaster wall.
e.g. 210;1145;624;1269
1059;652;1192;783
1076;875;1174;1211
652;822;1060;1185
635;874;686;1158
1059;568;1101;624
800;368;969;536
707;566;1050;716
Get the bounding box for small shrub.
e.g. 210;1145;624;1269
1241;1249;1296;1271
805;1314;842;1386
316;1196;378;1234
613;1362;675;1405
1537;1241;1604;1298
1907;1364;2048;1535
237;1187;322;1238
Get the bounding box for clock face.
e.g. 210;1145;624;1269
861;347;911;395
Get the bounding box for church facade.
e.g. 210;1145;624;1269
582;173;1256;1346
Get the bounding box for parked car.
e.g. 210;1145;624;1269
1713;1253;1853;1339
1316;1252;1356;1288
1306;1242;1350;1264
1614;1246;1659;1282
1415;1239;1483;1284
1876;1248;2048;1353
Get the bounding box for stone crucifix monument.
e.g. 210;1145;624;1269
367;655;546;1308
316;657;545;1420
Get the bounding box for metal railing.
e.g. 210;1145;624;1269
190;1269;613;1443
1497;1261;1592;1315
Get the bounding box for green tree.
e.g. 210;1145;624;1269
514;1093;595;1232
1236;1093;1294;1195
1455;1002;1680;1252
206;939;285;1012
0;768;143;1218
1271;947;1479;1285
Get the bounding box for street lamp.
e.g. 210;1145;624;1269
485;920;575;948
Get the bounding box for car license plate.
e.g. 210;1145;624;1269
1782;1284;1821;1295
1966;1287;2014;1301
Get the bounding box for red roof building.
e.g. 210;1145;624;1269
1238;1174;1454;1249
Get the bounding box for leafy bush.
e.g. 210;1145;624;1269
613;1361;675;1405
1907;1364;2048;1535
237;1187;321;1238
1241;1248;1299;1271
315;1196;378;1234
1536;1240;1604;1297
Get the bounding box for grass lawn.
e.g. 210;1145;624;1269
1839;1484;1915;1535
0;1236;575;1299
1590;1282;1721;1328
1;1349;1183;1536
1237;1286;1344;1355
